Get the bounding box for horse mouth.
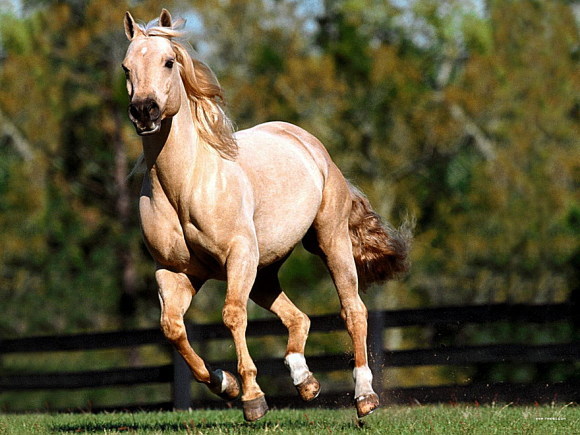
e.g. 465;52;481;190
135;123;161;136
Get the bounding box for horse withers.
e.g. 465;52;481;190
122;9;411;421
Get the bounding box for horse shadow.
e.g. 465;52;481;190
51;413;370;433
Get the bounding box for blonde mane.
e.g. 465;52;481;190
138;18;238;160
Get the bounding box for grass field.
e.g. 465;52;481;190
0;405;577;434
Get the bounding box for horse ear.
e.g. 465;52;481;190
124;11;143;40
159;9;172;28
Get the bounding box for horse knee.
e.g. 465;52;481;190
160;314;186;343
340;299;368;327
238;363;258;380
222;301;247;331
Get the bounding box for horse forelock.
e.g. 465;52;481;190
133;19;238;160
138;16;187;39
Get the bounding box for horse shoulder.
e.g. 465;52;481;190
139;173;213;277
181;158;257;257
139;191;190;268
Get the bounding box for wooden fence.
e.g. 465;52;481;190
1;303;578;411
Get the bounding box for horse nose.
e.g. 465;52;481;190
128;98;160;124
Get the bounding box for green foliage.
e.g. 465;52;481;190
0;0;178;335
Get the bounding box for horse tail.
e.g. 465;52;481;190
348;184;412;292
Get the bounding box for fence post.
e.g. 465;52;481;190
367;310;385;396
172;324;194;410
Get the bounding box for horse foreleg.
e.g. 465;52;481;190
222;242;267;421
250;266;320;402
156;268;240;402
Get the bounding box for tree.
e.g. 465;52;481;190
0;0;182;335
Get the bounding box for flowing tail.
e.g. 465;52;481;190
348;184;412;291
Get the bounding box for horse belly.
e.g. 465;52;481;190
254;188;321;266
239;142;324;266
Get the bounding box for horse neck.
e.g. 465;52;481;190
142;82;217;206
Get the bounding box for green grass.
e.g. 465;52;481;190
0;405;577;434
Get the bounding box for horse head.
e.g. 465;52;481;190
122;9;182;135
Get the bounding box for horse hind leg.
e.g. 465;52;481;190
323;232;380;417
306;177;380;417
250;263;321;402
156;269;240;402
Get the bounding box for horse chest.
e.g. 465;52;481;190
139;196;219;278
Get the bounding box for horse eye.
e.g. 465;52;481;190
122;65;130;76
165;59;175;69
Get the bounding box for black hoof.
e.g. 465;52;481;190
242;395;269;422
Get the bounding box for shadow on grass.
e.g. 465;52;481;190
50;416;369;433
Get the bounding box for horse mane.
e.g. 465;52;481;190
137;18;238;160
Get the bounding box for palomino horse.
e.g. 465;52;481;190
122;9;410;421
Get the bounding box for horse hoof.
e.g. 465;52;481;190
242;395;269;422
355;393;380;418
210;370;241;401
296;373;321;402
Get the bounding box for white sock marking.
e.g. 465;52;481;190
284;353;310;385
353;365;376;399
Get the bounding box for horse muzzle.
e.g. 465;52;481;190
128;98;161;135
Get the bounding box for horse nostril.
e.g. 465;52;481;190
148;101;160;122
128;103;141;121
